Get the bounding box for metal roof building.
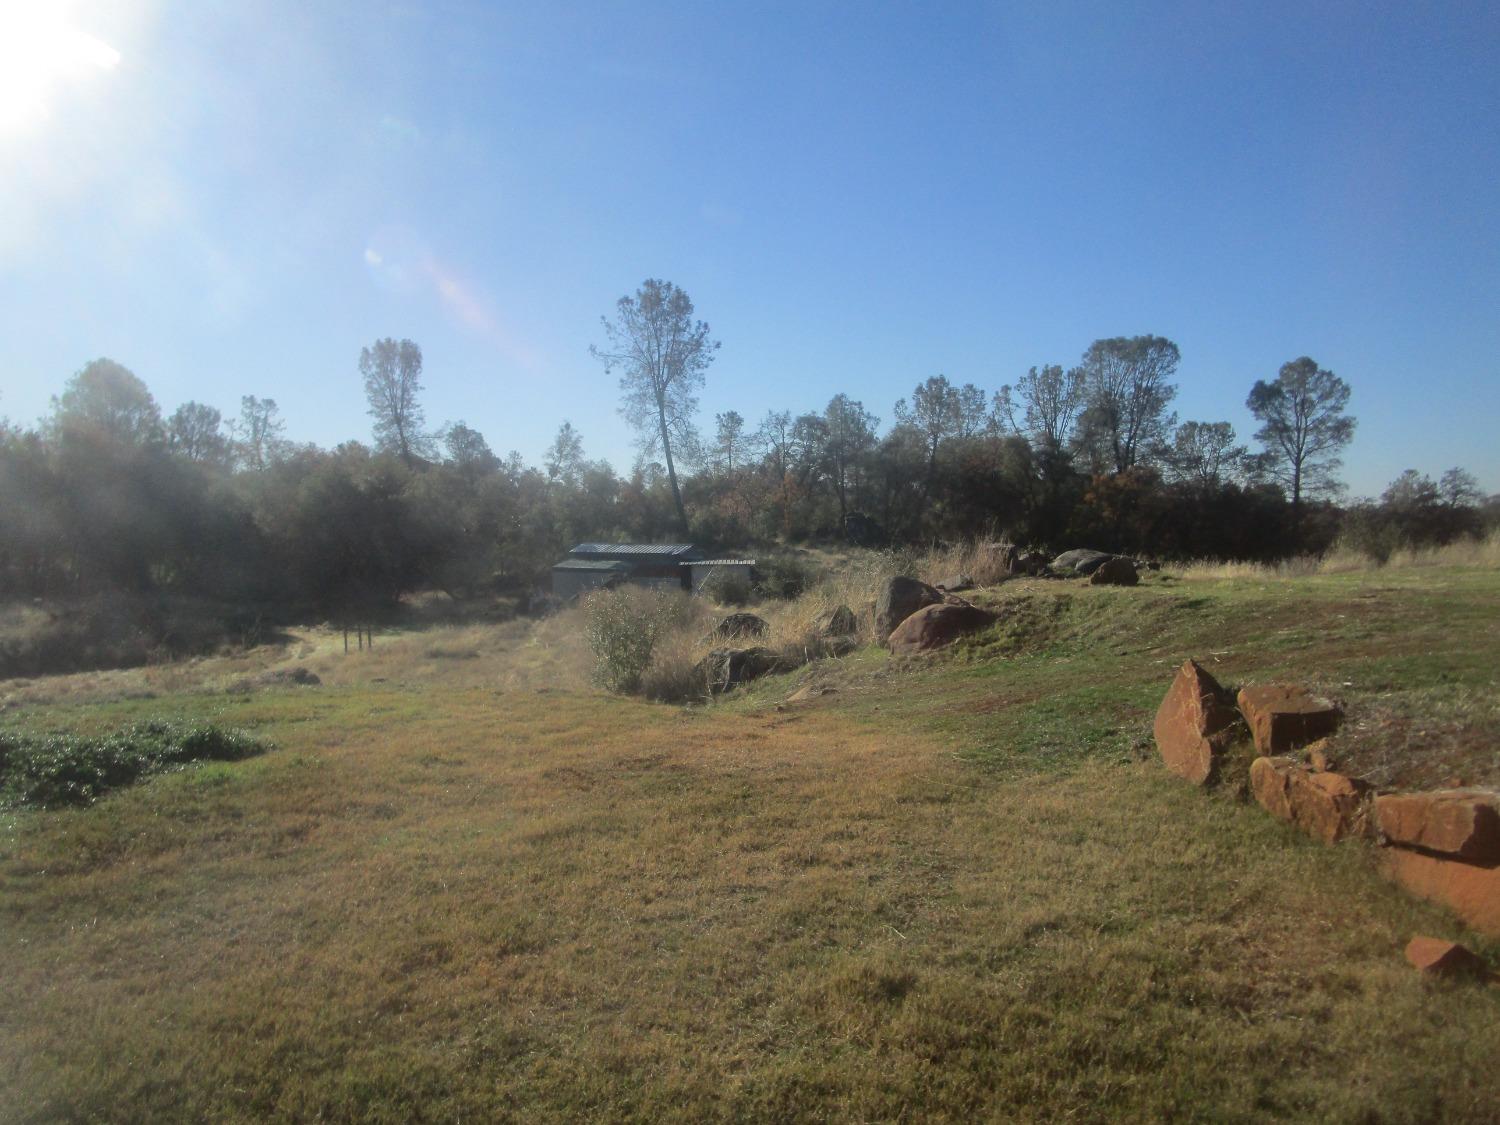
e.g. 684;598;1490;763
550;543;709;600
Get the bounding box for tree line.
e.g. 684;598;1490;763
0;278;1491;619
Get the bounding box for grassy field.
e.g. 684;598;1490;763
3;564;1500;1121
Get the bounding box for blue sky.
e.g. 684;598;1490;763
2;0;1497;497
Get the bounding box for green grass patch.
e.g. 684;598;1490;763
0;720;269;808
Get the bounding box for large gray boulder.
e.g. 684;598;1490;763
1051;549;1113;575
875;576;943;642
714;612;768;639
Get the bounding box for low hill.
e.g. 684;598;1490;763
3;562;1498;1120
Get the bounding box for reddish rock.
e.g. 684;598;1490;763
1236;684;1342;755
1383;849;1500;938
1375;790;1500;862
875;577;943;642
1250;756;1370;843
1152;660;1242;786
886;603;998;654
1404;936;1488;978
1089;556;1139;586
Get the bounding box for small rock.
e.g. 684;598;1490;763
1404;936;1488;979
1089;557;1139;587
1236;684;1342;756
814;605;858;637
887;603;998;654
936;574;975;593
788;684;837;704
1152;659;1243;786
1375;790;1500;862
1250;756;1369;844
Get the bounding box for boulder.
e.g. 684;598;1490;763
1236;684;1342;756
886;603;998;654
1152;659;1243;786
1375;790;1500;862
1403;936;1488;979
1088;557;1139;587
936;574;975;593
1249;756;1370;844
1051;549;1113;575
814;604;858;638
875;576;943;642
699;646;782;693
1384;849;1500;937
714;612;768;640
1015;550;1048;576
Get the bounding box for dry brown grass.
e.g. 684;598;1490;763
5;566;1500;1119
1176;530;1500;581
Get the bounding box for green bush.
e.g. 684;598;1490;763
0;720;268;809
583;587;699;694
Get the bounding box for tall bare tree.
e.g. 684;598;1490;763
360;338;430;465
591;279;718;535
1246;357;1355;524
1074;336;1179;473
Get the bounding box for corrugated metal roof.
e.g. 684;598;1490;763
552;559;634;571
687;559;758;567
569;543;698;557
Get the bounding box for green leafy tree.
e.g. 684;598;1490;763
591;279;719;535
821;393;878;522
166;402;231;466
545;421;586;486
49;358;162;445
1246;357;1356;523
713;410;746;474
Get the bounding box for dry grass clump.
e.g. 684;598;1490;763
1176;532;1500;582
914;538;1017;588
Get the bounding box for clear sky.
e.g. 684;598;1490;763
2;0;1497;498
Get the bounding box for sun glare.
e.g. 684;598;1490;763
0;2;121;136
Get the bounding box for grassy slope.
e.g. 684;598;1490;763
2;569;1499;1122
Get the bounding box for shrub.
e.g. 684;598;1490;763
583;587;703;694
754;556;816;600
0;720;269;809
698;568;752;607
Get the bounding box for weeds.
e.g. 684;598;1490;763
0;720;268;808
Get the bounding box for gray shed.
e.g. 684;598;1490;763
550;558;632;601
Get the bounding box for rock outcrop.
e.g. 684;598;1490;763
714;612;769;640
1383;848;1500;937
886;604;998;654
1088;557;1139;587
1249;756;1369;844
1236;684;1342;755
1152;659;1242;786
1375;790;1500;862
700;647;782;693
875;577;943;642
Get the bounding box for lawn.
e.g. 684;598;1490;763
3;567;1499;1122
